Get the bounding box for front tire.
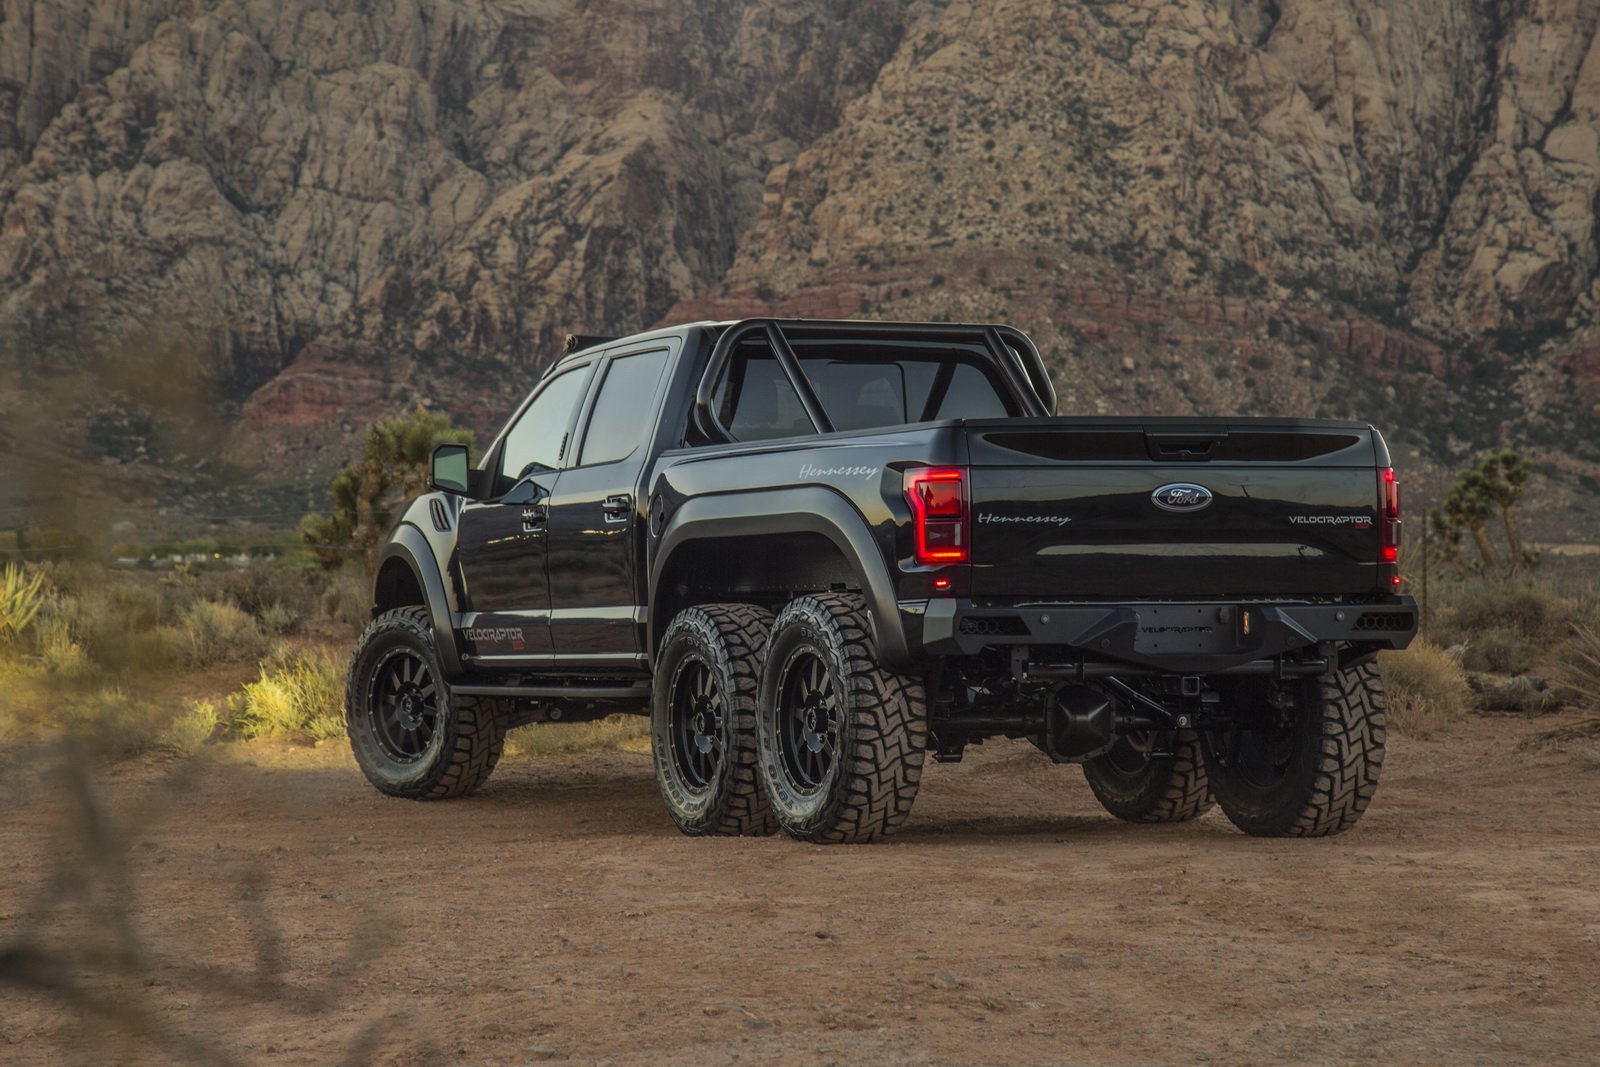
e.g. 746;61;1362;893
1207;662;1387;837
1082;730;1213;823
345;606;506;799
756;594;928;844
650;604;776;836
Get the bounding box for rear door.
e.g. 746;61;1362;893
544;340;675;660
455;361;594;658
963;420;1385;599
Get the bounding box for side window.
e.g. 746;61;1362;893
713;348;813;442
801;360;908;431
933;363;1013;419
578;349;669;466
498;367;589;488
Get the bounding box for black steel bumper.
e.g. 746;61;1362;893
905;597;1418;673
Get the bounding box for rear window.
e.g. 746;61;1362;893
709;341;1016;442
579;349;669;465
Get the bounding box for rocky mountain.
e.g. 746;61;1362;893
2;0;1597;538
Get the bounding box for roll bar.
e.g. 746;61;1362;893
692;318;1054;445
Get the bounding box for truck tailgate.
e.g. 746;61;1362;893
963;420;1384;599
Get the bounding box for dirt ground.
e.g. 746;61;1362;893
2;715;1597;1065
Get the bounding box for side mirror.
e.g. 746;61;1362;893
429;443;471;495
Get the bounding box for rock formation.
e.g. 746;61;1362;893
2;0;1597;536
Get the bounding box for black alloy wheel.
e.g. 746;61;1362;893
773;650;842;795
366;646;440;763
650;604;776;836
667;654;724;791
755;594;927;844
345;606;507;799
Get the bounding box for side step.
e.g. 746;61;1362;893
450;682;651;701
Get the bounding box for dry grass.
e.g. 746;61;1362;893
503;715;650;760
174;598;268;668
1534;624;1600;745
231;648;346;741
1379;639;1475;738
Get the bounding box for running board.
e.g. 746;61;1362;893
450;682;651;701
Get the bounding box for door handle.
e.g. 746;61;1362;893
520;504;547;533
602;494;632;523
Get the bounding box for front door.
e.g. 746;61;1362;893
454;362;593;662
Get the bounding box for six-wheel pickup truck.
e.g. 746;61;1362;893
345;318;1416;842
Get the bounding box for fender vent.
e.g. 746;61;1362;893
429;499;452;532
959;614;1031;637
1352;611;1413;633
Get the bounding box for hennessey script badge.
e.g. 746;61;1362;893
1151;483;1213;512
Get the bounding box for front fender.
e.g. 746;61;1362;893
649;486;911;669
376;522;464;678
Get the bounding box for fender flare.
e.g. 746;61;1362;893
649;487;912;669
376;523;464;678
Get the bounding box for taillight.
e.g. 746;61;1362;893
905;467;968;565
1379;467;1401;563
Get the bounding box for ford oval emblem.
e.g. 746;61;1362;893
1152;483;1213;512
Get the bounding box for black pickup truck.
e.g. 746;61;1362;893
345;318;1415;843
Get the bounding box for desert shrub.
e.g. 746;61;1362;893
233;648;345;740
1379;639;1474;738
1;564;46;644
202;559;316;631
56;688;168;757
34;586;177;674
175;599;266;668
255;602;300;637
1466;626;1541;675
1553;625;1600;713
1526;624;1600;747
502;714;649;760
1435;581;1568;675
322;567;369;628
31;607;91;677
1447;581;1556;636
161;699;221;754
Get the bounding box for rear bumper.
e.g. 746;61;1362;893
905;597;1417;673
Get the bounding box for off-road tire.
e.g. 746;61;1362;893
1208;662;1386;837
651;604;777;836
345;606;507;799
756;593;928;844
1082;730;1214;823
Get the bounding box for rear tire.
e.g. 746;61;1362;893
1208;662;1386;837
345;606;507;799
1082;730;1213;823
756;594;927;844
651;604;777;837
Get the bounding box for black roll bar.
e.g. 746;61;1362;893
692;318;1054;445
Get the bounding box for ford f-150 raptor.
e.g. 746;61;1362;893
345;318;1416;843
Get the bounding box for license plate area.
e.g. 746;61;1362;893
1133;604;1239;656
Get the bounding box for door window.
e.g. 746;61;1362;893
498;367;589;488
578;349;670;466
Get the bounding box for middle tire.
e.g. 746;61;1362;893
651;603;777;836
1081;730;1214;824
757;593;928;844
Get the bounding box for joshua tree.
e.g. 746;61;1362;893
1438;449;1536;578
302;404;474;572
1426;506;1466;579
1480;450;1531;564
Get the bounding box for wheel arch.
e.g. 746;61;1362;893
649;488;910;670
374;523;464;677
